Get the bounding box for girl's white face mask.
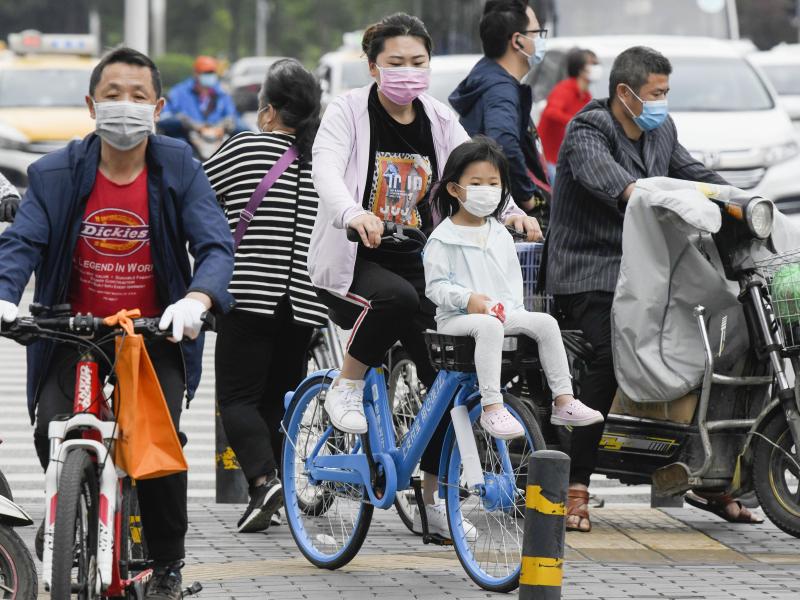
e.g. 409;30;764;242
457;184;503;217
93;100;156;151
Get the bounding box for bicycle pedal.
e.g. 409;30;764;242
182;581;203;597
422;533;453;546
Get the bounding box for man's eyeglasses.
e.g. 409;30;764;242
521;29;548;39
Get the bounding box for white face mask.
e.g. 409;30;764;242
457;184;503;217
93;100;156;151
585;64;603;83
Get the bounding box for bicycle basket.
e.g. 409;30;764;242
754;247;800;352
515;242;553;314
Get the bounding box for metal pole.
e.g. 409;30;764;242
215;397;249;503
151;0;167;58
88;6;101;52
519;450;569;600
255;0;269;56
124;0;149;54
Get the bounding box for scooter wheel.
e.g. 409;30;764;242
0;525;37;599
753;408;800;538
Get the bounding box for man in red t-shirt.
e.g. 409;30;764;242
539;48;600;182
0;47;235;600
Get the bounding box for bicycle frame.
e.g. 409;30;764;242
304;366;482;509
41;350;146;597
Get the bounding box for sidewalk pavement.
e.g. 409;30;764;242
20;502;800;599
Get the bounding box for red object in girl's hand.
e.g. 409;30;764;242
488;301;506;323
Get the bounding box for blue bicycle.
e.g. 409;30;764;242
281;327;545;592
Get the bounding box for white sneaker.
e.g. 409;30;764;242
324;378;367;434
550;398;604;427
412;502;478;542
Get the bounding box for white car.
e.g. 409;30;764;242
526;35;800;216
427;54;482;108
749;48;800;128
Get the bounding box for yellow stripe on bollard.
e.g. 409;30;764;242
520;556;563;587
526;484;566;515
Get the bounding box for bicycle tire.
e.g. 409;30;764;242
51;450;99;600
282;374;373;570
444;393;543;593
0;525;37;599
118;478;147;581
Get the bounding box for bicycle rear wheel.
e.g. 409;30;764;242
282;374;373;569
444;394;543;592
388;350;424;533
50;449;99;599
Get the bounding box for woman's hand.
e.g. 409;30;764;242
348;213;384;248
505;214;543;242
467;293;491;315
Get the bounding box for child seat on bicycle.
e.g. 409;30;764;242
423;137;603;438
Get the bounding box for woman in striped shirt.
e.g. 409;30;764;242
204;59;326;533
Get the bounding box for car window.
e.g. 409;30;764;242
759;64;800;96
525;51;567;101
580;56;773;112
0;69;91;108
341;60;372;90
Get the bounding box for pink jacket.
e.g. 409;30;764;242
309;84;523;295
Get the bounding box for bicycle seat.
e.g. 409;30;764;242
423;331;541;373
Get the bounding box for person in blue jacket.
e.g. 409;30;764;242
159;55;247;141
0;48;235;600
449;0;550;223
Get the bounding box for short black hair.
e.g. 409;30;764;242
258;59;321;160
609;46;671;98
566;47;596;78
89;47;163;99
432;136;511;220
362;13;432;63
480;0;529;60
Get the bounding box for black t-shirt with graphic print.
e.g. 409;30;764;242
361;84;438;234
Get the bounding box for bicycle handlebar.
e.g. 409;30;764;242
0;312;215;343
346;220;407;243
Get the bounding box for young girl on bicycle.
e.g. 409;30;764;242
423;137;604;439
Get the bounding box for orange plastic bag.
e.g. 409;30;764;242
105;310;188;480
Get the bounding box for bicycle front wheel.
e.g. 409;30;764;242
444;393;544;592
282;374;373;569
51;449;99;600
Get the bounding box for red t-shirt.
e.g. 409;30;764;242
68;168;161;318
539;78;592;165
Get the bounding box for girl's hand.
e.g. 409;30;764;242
467;293;491;315
505;214;543;242
348;213;384;248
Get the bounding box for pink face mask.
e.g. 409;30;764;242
377;66;431;105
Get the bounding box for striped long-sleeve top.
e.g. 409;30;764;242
204;131;327;326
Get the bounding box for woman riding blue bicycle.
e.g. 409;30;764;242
308;12;541;538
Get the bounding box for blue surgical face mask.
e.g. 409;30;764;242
619;84;668;131
517;34;547;68
198;73;218;88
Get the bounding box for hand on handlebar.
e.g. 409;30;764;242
0;299;17;332
505;214;543;242
348;213;384;249
159;296;209;342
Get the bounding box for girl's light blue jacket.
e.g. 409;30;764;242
423;217;524;325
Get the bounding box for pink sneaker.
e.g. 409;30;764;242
550;399;604;427
480;406;525;440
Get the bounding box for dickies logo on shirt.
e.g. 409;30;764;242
79;208;149;257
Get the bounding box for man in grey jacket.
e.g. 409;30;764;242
546;46;759;530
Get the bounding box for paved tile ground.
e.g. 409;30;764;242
17;502;800;599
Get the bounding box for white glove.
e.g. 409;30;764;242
158;298;206;341
0;300;18;331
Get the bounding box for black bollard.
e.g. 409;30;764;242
520;449;570;600
214;397;249;503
